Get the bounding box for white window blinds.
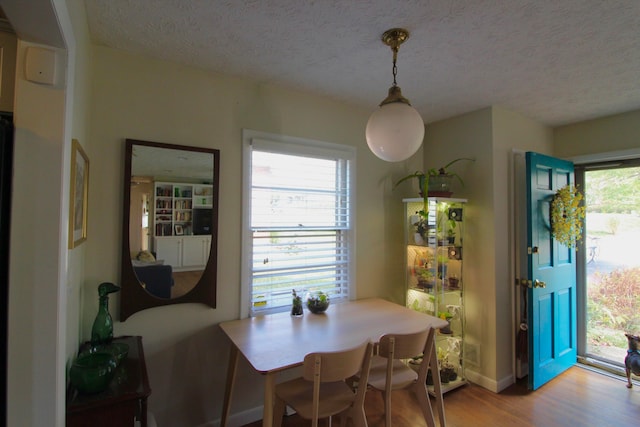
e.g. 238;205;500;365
247;135;354;316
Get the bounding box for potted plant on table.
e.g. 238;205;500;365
291;290;303;316
306;291;330;314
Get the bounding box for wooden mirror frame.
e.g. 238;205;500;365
120;139;220;320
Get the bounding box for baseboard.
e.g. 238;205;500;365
496;373;516;392
148;412;157;427
196;406;264;427
464;368;514;393
136;412;157;427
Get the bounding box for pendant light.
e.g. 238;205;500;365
366;28;425;162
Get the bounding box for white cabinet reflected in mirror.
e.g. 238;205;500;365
121;139;219;320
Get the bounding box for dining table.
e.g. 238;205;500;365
219;297;448;427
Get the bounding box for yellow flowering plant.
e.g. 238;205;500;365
438;311;453;320
550;185;586;248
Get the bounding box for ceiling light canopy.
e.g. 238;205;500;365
366;28;424;162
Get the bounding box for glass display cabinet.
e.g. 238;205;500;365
404;197;467;393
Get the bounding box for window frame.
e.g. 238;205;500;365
568;147;640;373
241;129;356;318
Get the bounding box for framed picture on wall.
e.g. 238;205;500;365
69;139;89;248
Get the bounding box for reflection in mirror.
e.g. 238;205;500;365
130;144;213;298
121;139;219;320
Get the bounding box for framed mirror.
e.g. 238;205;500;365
120;139;219;320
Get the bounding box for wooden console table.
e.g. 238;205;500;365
66;336;151;427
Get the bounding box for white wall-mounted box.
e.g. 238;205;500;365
25;46;56;85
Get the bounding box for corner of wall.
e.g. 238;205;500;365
465;367;514;393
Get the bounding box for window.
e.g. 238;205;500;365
241;130;355;317
574;156;640;374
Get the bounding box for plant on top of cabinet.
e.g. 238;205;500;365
395;157;475;199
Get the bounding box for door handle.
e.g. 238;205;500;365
533;279;546;288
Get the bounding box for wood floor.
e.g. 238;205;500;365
171;270;201;298
243;366;640;427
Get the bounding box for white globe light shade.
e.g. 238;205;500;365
365;102;425;162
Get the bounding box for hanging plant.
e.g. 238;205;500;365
550;185;586;248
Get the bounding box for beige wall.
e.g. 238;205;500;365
65;0;94;378
424;106;553;391
9;29;75;427
492;107;553;385
554;109;640;159
0;31;16;112
425;108;497;385
9;39;68;427
7;0;93;424
6;0;115;426
85;45;421;425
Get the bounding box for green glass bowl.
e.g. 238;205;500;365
69;352;117;394
108;342;129;364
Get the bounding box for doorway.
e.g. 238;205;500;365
578;162;640;371
0;113;13;427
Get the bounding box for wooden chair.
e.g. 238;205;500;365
366;328;440;427
273;341;374;427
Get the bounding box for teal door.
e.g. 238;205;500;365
526;152;577;390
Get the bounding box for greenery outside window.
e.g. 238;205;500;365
574;155;640;375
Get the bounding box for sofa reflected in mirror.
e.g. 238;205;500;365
120;139;220;320
132;260;174;299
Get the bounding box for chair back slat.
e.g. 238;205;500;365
303;340;371;382
378;328;431;360
275;341;374;427
369;328;437;427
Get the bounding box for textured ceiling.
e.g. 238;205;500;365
84;0;640;127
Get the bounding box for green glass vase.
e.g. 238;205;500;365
91;282;120;347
